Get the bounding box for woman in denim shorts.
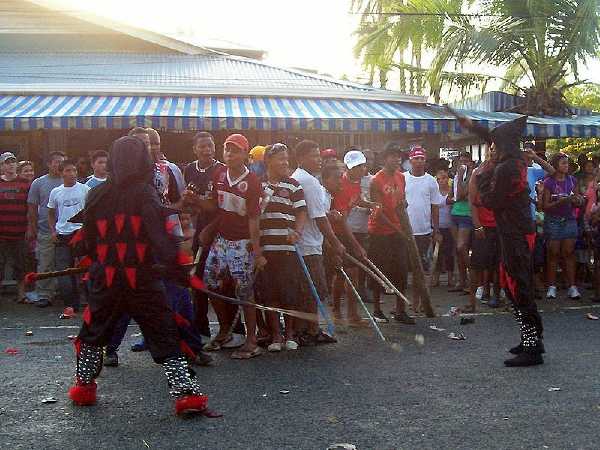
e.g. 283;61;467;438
542;153;585;300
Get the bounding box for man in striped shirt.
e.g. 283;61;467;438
0;152;30;302
256;143;307;351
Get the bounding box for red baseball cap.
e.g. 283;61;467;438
224;134;250;152
409;146;426;159
321;148;337;159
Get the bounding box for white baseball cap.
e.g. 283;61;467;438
343;150;367;169
0;152;16;163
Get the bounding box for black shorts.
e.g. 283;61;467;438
470;226;500;271
367;233;407;292
256;251;302;308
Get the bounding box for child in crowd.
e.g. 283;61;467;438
432;168;455;287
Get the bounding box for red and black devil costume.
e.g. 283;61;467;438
67;136;208;413
471;116;544;367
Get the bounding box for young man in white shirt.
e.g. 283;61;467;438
48;159;90;318
85;150;108;189
404;146;442;311
291;140;345;345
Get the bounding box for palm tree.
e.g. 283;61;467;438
428;0;600;114
352;0;466;93
353;0;600;115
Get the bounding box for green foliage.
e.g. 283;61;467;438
547;83;600;156
352;0;600;113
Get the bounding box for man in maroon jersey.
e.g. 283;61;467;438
0;152;30;303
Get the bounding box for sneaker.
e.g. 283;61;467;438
475;286;484;301
487;297;500;308
103;351;119;367
372;310;389;323
546;286;557;299
392;311;416;325
567;285;581;300
221;333;245;349
267;342;283;352
59;307;76;319
35;298;52;308
130;341;147;352
284;340;299;351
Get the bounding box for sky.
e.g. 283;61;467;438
49;0;600;100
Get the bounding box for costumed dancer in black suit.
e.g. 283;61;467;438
67;136;209;414
459;114;544;367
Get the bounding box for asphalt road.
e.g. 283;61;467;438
2;299;600;450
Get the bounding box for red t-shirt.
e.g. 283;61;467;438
332;173;361;235
368;169;405;236
212;166;261;241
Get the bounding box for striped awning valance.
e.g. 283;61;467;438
0;94;598;138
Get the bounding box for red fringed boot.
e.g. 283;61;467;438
175;394;209;415
163;356;209;416
68;381;97;406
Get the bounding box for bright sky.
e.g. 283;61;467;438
53;0;600;98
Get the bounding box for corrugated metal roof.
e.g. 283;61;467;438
450;91;594;116
0;53;424;102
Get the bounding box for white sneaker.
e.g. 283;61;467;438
546;286;557;299
285;340;299;351
221;333;244;349
267;342;283;352
475;286;484;301
567;285;581;300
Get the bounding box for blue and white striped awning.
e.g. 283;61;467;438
0;94;598;138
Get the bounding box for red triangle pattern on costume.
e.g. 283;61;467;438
105;266;116;288
82;306;91;325
78;256;92;269
130;215;142;238
74;337;81;356
189;275;205;291
174;312;191;328
125;267;137;289
116;242;127;264
176;251;193;265
114;214;126;234
135;242;147;263
69;229;84;246
96;243;108;264
96;219;108;239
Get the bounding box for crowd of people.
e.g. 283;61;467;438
1;123;598;411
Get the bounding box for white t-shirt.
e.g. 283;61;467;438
404;171;443;235
47;182;90;235
347;174;373;234
291;167;329;256
438;192;453;229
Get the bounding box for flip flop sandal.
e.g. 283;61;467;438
231;346;264;359
203;336;231;352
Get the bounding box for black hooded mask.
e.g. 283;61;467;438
108;136;154;186
489;115;528;159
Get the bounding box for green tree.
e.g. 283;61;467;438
547;83;600;156
353;0;600;113
352;0;466;93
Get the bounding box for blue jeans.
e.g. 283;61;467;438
55;234;80;309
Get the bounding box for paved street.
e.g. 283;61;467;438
2;288;600;450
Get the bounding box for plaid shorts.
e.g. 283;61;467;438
203;236;255;301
